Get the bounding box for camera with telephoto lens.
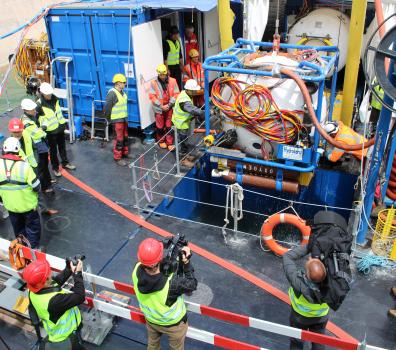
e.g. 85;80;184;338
66;254;86;267
160;234;190;276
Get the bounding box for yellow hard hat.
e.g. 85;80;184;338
112;73;126;84
156;64;168;75
189;49;199;58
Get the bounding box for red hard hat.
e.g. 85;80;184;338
22;260;51;293
8;118;24;132
137;238;163;266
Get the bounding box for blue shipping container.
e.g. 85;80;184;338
45;4;150;128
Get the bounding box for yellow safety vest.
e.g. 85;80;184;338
371;85;384;111
109;88;128;121
19;132;37;168
289;287;329;318
132;263;186;326
21;116;46;144
29;289;82;343
38;100;60;132
167;39;180;66
0;158;39;213
172;90;193;130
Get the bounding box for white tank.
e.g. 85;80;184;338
287;9;350;74
221;55;327;158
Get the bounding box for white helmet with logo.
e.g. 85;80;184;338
3;137;21;154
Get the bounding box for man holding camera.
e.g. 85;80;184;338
22;257;86;349
132;238;197;350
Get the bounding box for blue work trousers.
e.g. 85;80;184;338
9;210;41;249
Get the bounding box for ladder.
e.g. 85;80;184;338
91;99;109;142
50;56;75;143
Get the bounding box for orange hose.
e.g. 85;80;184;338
61;168;357;343
280;68;375;151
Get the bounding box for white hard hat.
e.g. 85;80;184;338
322;121;339;135
39;82;54;95
184;79;201;91
21;98;37;111
3;137;21;154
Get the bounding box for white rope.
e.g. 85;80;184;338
221;183;244;243
134;204;300;248
132;162;356;211
134;186;271;218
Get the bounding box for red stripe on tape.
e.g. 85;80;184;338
84;297;94;308
131;311;146;324
214;335;261;350
114;281;135;295
301;330;358;350
201;305;250;327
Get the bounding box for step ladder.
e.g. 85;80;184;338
91;99;109;143
50;56;75;143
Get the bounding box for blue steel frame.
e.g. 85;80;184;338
202;38;339;173
357;58;396;244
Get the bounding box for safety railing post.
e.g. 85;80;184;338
131;161;141;216
173;126;181;176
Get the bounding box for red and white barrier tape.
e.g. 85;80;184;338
0;239;386;350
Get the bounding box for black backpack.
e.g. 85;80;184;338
307;211;353;311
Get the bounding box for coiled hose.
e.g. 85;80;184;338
211;77;305;144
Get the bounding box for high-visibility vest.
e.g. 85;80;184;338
19;132;37;168
182;62;204;87
108;88;128;121
21;115;46;144
172;91;193;130
29;290;82;343
132;263;186;326
0;158;39;213
371;85;384;111
166;40;180;66
326;121;368;162
149;78;179;113
38;100;60;132
289;287;329;318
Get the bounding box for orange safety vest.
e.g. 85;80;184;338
149;77;179;114
327;121;368;162
182;62;204;87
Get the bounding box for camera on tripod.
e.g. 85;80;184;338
160;234;189;276
66;254;86;267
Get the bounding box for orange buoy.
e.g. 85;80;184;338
261;213;311;256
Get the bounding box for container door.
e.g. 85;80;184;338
203;8;220;82
90;13;140;127
45;13;100;117
132;19;163;129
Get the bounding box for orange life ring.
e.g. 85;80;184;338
261;213;311;256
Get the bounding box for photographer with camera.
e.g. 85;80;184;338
22;256;86;350
132;237;197;350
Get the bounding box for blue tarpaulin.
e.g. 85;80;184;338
91;0;240;12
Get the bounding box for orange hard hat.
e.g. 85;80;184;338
189;49;199;58
22;260;51;293
8;118;24;132
137;238;163;266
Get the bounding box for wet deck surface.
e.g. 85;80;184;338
0;111;395;350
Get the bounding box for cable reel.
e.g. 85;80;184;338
363;13;396;113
